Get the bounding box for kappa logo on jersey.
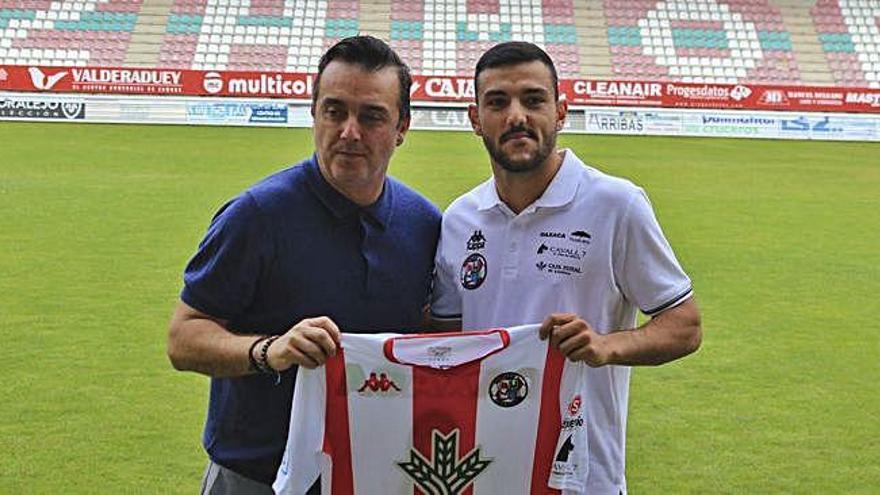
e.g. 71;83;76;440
466;230;486;250
397;429;492;495
489;372;528;407
460;253;487;290
357;371;402;394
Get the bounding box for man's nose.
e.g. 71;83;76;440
506;100;527;127
340;115;361;140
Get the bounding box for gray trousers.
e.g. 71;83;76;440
200;461;320;495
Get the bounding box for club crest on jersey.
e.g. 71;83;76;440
397;429;491;495
460;253;487;290
489;372;528;408
466;230;486;251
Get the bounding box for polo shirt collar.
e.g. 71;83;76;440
305;153;393;228
475;149;580;213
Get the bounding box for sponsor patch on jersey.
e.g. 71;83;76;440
466;230;486;251
460;253;487;290
568;395;582;416
398;429;492;494
536;243;586;261
552;434;577;476
489;372;528;408
535;260;582;276
540;231;566;239
569;230;592;244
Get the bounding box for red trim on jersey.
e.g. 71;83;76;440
412;360;482;495
383;328;510;368
323;351;354;494
530;347;565;494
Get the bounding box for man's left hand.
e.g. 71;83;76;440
539;313;612;367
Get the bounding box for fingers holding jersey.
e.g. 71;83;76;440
538;312;578;340
268;316;342;370
542;314;612;367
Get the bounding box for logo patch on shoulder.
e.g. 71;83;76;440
460;253;487;290
489;372;529;407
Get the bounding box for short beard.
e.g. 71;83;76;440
483;131;556;174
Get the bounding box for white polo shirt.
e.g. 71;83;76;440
431;149;693;495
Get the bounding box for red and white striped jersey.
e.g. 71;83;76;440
273;325;588;495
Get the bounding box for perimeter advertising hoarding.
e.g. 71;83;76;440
2;65;880;114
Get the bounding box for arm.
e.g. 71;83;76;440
167;301;342;377
539;297;702;367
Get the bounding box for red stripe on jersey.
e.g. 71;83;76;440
323;351;354;494
412;360;482;495
530;347;565;494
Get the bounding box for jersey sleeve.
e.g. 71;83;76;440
429;228;463;321
273;366;326;495
613;188;693;317
180;192;271;320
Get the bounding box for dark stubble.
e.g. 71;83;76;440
483;125;557;173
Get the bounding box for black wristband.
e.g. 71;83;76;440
248;336;269;373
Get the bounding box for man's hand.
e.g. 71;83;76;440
266;316;342;370
539;313;612;367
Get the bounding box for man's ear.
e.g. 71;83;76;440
468;104;482;136
396;114;411;146
555;97;568;131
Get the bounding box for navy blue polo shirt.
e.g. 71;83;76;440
181;154;440;484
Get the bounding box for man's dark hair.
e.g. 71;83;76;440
473;41;559;102
313;35;412;125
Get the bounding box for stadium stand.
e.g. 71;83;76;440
0;0;142;67
812;0;880;88
388;0;581;77
0;0;877;88
604;0;802;84
159;0;358;71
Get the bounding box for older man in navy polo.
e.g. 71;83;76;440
167;36;440;494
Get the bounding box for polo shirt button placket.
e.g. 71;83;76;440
502;217;524;279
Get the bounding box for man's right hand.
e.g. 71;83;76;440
266;316;342;370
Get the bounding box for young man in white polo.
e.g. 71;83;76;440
431;42;702;495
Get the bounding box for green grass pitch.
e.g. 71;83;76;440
1;121;878;493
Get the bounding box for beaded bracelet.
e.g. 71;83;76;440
248;335;270;373
258;335;282;384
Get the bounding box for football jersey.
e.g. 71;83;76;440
273;325;588;495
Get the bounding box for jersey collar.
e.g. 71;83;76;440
475;149;581;213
